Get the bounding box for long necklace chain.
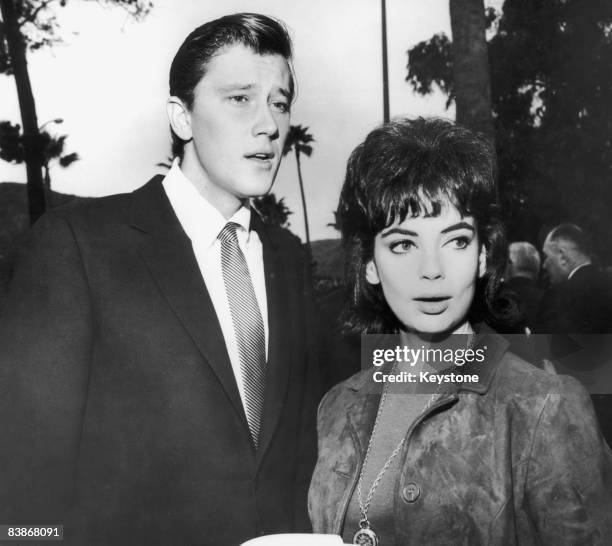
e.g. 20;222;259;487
355;372;438;522
356;333;474;528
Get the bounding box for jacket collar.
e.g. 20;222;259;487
345;323;510;395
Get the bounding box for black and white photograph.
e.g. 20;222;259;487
1;0;611;544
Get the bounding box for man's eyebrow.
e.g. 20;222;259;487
277;88;291;99
217;83;254;92
381;228;418;238
440;221;475;234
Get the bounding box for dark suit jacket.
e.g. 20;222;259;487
534;264;612;446
0;177;319;546
536;264;612;335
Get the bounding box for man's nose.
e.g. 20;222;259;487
252;102;279;139
419;248;444;280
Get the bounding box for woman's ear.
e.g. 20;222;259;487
365;260;381;285
478;246;487;278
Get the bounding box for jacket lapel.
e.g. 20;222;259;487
128;176;249;433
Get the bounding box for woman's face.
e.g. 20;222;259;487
366;201;486;336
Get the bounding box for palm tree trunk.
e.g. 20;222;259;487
1;0;46;225
449;0;495;142
294;149;311;250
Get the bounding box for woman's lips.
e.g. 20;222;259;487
414;296;451;315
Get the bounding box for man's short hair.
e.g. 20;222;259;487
336;117;508;334
508;242;541;280
546;223;590;256
169;13;294;158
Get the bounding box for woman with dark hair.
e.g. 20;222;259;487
309;118;612;545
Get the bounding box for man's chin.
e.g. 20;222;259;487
243;179;276;199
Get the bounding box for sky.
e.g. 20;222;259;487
0;0;471;241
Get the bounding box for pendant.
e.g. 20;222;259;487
353;519;379;546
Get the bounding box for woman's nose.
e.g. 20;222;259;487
419;248;444;280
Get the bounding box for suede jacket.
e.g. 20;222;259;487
309;329;612;545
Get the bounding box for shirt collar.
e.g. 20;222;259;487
568;261;591;280
162;158;252;248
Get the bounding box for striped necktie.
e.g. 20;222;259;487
218;222;266;448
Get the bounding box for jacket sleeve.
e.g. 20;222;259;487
0;211;92;524
525;376;612;543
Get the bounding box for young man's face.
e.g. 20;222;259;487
175;43;291;216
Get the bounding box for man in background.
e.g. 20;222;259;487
0;13;318;545
536;223;612;445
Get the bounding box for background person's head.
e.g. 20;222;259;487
166;13;294;217
506;242;541;282
337;117;506;336
542;223;592;284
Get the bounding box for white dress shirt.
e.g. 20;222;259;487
568;261;591;280
162;160;268;410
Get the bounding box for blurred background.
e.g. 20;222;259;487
1;0;611;297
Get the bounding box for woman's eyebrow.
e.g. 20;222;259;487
440;221;475;234
381;228;417;238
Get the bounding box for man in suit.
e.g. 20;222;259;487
538;224;611;334
535;223;612;444
0;13;318;545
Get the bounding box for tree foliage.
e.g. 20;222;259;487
407;0;612;259
252;193;293;229
0;0;152;74
0;120;79;192
0;0;151;222
282;124;314;158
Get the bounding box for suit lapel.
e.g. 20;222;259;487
252;215;294;462
129;177;249;433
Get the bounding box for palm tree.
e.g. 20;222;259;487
282;124;314;249
252;193;292;228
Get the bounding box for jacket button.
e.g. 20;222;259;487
402;482;420;503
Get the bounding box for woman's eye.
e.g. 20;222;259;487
390;240;416;254
449;236;471;249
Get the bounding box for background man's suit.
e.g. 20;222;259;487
0;176;318;545
535;263;612;445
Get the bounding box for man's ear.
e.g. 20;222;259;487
166;97;192;141
365;260;381;285
478;245;487;278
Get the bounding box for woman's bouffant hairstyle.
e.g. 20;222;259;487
336;117;508;334
169;12;294;158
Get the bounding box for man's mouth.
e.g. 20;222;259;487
245;152;275;161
